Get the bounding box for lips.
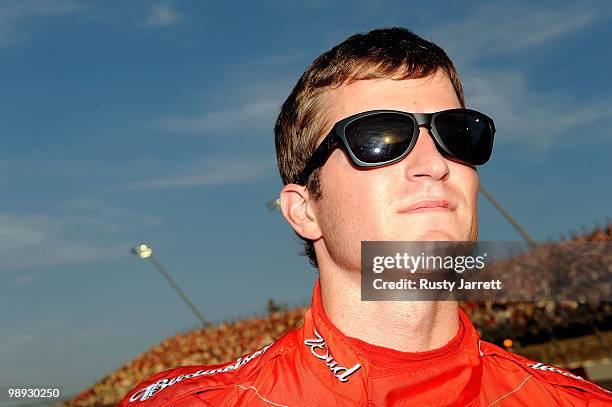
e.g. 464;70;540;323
399;199;456;213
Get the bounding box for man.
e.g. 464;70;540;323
119;27;611;406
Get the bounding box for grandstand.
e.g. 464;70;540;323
65;224;612;406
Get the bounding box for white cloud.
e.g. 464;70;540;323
0;199;163;271
460;67;612;151
258;51;306;66
61;197;163;230
0;213;126;271
145;4;183;27
430;2;611;62
0;0;85;46
162;99;280;135
157;75;294;137
117;155;275;190
0;214;50;251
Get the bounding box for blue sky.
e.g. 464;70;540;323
0;0;611;398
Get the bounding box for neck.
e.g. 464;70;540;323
319;266;459;353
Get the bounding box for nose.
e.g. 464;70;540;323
402;125;450;181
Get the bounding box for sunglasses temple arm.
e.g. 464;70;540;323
296;133;336;185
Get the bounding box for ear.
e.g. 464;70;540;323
279;183;322;241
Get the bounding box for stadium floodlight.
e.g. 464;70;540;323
133;243;152;259
131;243;207;328
265;198;281;211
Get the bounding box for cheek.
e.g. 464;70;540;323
452;165;479;233
320;172;385;237
318;151;388;236
316;165;388;268
452;164;478;203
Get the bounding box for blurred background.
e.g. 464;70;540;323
0;0;611;405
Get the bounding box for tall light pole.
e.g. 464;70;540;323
478;185;537;248
131;244;207;328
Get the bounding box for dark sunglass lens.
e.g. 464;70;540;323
345;114;415;164
434;111;493;164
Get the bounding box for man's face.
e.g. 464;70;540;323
311;71;479;271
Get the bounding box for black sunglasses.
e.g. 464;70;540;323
296;108;495;185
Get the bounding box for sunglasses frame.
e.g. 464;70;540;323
296;108;495;185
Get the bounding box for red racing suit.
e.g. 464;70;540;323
119;280;612;406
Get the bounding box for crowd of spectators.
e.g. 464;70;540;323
65;223;611;406
464;300;611;345
66;307;308;406
463;223;611;344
